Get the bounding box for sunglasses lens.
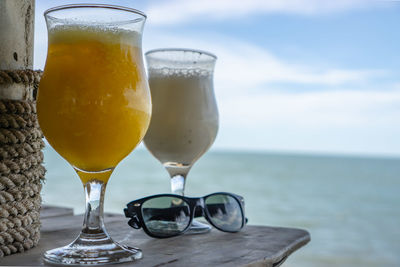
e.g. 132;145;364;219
205;194;243;232
141;196;191;237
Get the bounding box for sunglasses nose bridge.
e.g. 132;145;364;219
191;198;205;218
195;198;205;208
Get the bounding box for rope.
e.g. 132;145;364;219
0;69;45;257
0;70;42;86
0;140;44;160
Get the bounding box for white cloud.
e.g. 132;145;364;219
221;89;400;127
215;88;400;155
212;42;382;89
143;31;384;92
146;0;374;25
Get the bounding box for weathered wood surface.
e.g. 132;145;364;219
1;206;310;266
40;205;74;219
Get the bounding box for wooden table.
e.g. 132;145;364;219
1;206;310;266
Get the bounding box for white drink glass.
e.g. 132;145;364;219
144;48;219;233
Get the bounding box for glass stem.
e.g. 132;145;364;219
81;180;108;237
170;174;186;196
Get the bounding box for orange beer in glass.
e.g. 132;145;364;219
37;5;150;265
38;26;150;183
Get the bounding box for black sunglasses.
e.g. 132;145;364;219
124;192;247;238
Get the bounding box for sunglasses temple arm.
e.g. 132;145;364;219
124;208;142;229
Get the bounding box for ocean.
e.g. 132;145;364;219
41;146;400;267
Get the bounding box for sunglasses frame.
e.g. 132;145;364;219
124;192;246;238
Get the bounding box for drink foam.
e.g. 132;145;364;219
148;67;212;78
49;24;141;46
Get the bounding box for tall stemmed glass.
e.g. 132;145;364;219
144;49;218;234
37;5;151;265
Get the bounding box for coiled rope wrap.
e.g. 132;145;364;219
0;70;45;257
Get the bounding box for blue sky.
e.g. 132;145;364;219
34;0;400;157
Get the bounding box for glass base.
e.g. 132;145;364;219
186;219;212;234
43;233;142;265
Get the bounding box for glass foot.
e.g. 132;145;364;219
43;233;142;265
186;219;211;234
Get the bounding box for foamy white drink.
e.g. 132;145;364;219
144;68;219;168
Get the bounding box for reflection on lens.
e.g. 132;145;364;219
205;194;243;232
142;196;191;237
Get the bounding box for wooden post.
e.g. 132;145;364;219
0;0;35;100
0;1;45;258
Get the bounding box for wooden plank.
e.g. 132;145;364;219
40;205;74;219
1;213;310;266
